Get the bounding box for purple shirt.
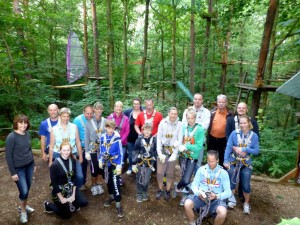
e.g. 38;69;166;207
107;113;130;146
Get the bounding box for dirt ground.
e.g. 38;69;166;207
0;153;299;225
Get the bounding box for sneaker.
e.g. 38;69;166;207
227;194;237;209
156;190;163;200
18;205;35;214
142;192;148;201
180;196;186;206
43;201;53;214
91;186;97;196
104;198;115;207
174;182;182;193
126;170;132;175
116;207;124;218
20;212;28;223
136;194;143;203
164;190;171;201
96;185;104;195
243;203;251;214
79;185;87;191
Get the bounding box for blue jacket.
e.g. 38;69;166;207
191;164;231;200
224;130;260;166
98;131;123;167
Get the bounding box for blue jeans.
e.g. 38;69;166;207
126;142;135;170
227;164;252;193
15;161;35;201
53;152;84;188
122;146;127;166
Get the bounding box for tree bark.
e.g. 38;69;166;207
122;0;129;96
83;0;89;79
91;0;100;78
107;0;114;109
202;0;213;92
189;0;195;94
159;25;166;100
251;0;278;118
171;0;177;102
140;0;150;90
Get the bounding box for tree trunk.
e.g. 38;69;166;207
13;0;31;79
220;30;231;94
251;0;278;118
159;25;166;100
83;0;89;79
189;0;195;94
91;0;100;78
107;0;114;109
122;0;129;97
171;0;177;102
139;0;150;90
202;0;213;92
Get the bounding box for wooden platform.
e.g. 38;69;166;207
88;76;108;80
235;83;278;91
52;83;87;89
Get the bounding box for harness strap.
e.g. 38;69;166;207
47;118;53;132
79;115;86;130
91;117;105;138
144;110;156;125
110;114;125;132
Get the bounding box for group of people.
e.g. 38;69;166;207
5;93;260;225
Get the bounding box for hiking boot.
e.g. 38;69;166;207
104;198;115;207
156;190;163;200
20;212;28;223
96;185;104;195
43;201;53;213
18;205;35;214
227;194;237;209
243;203;251;214
91;186;97;196
174;182;182;193
180;196;186;206
164;190;171;201
136;194;143;203
142;192;148;201
116;207;124;218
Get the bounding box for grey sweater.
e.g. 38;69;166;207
5;131;34;176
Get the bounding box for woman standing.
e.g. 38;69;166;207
49;107;83;187
176;108;204;205
6;114;36;223
123;98;143;174
44;141;88;218
223;115;260;215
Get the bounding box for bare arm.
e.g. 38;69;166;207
48;130;55;167
134;124;142;135
40;136;48;161
75;127;83;163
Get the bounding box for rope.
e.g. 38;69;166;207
104;166;109;184
196;200;211;225
180;157;187;176
231;161;243;185
138;166;148;186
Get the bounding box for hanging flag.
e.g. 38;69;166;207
66;31;87;83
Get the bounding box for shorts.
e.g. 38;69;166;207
187;194;227;216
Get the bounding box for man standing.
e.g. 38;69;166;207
184;150;231;225
134;98;163;136
39;104;59;161
73;105;94;190
207;94;232;166
226;102;259;139
182;93;210;167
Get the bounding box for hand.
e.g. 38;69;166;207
233;146;242;154
48;161;52;168
238;152;247;157
168;153;177;162
60;197;68;204
223;163;230;170
34;166;37;173
116;165;122;175
132;165;138;173
11;174;19;182
99;160;103;169
42;153;48;162
198;190;206;201
68;195;75;203
85;152;91;161
159;153;166;163
209;192;217;201
179;145;187;152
